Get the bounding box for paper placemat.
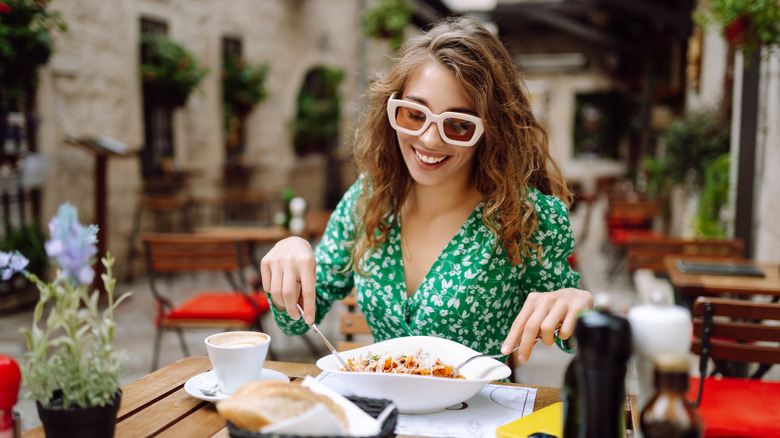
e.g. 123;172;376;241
316;372;536;438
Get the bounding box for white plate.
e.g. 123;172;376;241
316;336;511;413
184;369;289;402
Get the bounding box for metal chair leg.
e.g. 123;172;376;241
151;326;164;372
176;327;190;357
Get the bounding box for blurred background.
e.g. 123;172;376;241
2;0;779;432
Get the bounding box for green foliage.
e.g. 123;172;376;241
21;254;131;409
363;0;414;50
695;0;780;56
222;54;269;115
641;155;669;202
292;67;345;156
140;34;208;105
0;0;67;107
0;221;47;279
662;109;730;189
694;153;731;238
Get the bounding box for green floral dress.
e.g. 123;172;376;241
270;179;580;355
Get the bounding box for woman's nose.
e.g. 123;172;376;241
418;121;444;146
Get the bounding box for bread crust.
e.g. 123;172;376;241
217;381;348;432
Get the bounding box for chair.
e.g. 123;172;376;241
143;233;271;371
688;296;780;437
337;292;374;352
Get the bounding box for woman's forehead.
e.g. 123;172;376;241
402;62;474;113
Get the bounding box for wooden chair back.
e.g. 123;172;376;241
626;236;744;275
691;296;780;405
337;292;374;351
143;233;249;273
692;296;780;366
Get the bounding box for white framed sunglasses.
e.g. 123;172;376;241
386;94;484;147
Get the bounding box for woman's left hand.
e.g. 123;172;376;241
501;288;593;362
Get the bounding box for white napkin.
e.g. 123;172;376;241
260;375;389;436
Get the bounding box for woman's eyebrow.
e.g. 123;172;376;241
404;94;478;116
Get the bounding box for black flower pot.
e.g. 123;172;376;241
36;390;122;438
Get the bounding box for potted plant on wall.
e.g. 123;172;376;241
291;66;345;157
696;0;780;56
363;0;414;51
0;203;131;438
0;0;67;106
140;34;208;108
222;54;269;177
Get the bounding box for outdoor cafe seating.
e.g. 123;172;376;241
142;233;272;371
689;296;780;437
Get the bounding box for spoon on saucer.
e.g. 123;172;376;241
200;382;220;397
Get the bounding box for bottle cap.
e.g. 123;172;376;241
653;353;689;373
0;355;21;410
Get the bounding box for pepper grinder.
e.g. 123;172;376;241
563;296;632;438
0;355;21;438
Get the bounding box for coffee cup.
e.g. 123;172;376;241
205;331;271;395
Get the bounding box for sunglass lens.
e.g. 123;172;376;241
443;118;477;142
396;106;427;131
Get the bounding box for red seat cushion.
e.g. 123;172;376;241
687;376;780;437
166;292;270;323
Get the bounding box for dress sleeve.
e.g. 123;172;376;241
519;190;581;353
519;190;581;293
269;179;361;335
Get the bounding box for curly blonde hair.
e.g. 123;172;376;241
351;16;570;271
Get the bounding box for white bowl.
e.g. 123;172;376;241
316;336;511;413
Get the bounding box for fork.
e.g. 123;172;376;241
451;329;558;376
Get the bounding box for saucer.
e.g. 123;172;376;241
184;369;289;402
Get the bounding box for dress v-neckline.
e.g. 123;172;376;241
396;200;484;300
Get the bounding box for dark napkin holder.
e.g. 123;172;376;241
227;395;397;438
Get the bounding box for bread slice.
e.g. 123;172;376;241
216;382;348;431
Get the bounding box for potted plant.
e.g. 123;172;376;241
291;66;344;156
363;0;414;50
222;54;269;119
0;0;67;108
695;0;780;56
140;34;208;107
0;203;131;438
222;54;269;173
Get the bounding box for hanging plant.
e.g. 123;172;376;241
139;34;208;107
0;0;67;108
222;54;269;116
363;0;414;51
695;0;780;57
291;67;345;156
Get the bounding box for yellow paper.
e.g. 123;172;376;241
495;402;563;438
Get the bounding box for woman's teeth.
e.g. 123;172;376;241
415;149;446;164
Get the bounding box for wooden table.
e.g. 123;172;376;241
23;356;637;438
665;256;780;305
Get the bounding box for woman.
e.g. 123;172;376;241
261;16;592;362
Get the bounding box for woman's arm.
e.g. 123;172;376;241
501;191;593;361
261;181;361;333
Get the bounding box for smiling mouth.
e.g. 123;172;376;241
414;148;447;164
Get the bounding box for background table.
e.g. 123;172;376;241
24;356;637;438
665;256;780;307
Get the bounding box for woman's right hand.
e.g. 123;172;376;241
260;236;317;324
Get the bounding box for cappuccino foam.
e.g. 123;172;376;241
208;332;268;349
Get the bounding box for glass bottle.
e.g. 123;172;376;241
640;354;704;438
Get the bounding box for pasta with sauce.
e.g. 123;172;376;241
343;349;465;378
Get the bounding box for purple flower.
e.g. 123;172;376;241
45;203;99;285
0;251;30;280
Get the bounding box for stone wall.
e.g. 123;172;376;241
36;0;375;277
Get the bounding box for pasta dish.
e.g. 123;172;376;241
343;348;465;378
